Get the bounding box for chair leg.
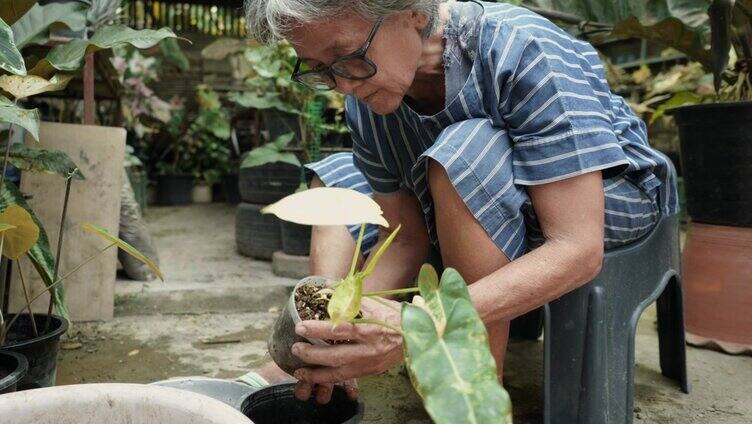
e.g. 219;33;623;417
544;284;600;424
656;275;690;394
578;286;608;424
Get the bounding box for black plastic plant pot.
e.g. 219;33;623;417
0;351;28;394
156;173;194;206
268;277;330;376
281;221;311;256
238;163;301;205
241;383;364;424
670;101;752;227
0;314;68;390
222;172;241;204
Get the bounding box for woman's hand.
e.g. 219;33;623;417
291;297;404;385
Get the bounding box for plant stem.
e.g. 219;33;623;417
55;243;116;284
1;243;116;340
17;261;39;338
45;177;73;332
364;287;421;297
0;123;14;190
352;318;403;335
348;224;365;277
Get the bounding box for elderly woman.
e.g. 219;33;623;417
244;0;677;402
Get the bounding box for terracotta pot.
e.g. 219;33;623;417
683;222;752;354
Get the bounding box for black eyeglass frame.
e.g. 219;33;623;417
291;19;383;90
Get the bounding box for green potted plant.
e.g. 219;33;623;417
262;188;513;424
234;132;300;259
190;85;232;204
0;1;173;390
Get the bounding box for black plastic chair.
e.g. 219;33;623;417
542;212;690;424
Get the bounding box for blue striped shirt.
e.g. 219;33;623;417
347;2;676;206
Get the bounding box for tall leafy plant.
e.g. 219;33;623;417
0;1;176;318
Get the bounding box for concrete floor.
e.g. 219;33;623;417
58;204;752;423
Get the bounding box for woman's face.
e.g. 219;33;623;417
286;11;428;115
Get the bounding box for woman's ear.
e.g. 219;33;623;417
410;10;430;31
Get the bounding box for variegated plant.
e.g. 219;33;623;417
0;0;177;319
263;187;512;423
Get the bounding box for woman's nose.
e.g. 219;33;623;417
333;75;361;96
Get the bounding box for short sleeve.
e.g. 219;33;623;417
345;97;402;194
492;24;630;185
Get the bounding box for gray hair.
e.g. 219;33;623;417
244;0;444;44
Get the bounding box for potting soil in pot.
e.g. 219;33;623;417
295;283;359;344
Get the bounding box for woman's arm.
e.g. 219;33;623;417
361;190;429;293
469;171;605;323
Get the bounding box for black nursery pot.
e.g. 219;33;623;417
0;314;68;390
156;173;194;206
0;351;28;394
238;162;301;205
242;383;364;424
222;172;241;204
670;101;752;227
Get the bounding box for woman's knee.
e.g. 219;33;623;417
310;175;325;189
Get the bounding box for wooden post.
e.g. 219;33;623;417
83;53;95;125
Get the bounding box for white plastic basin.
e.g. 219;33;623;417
0;383;252;424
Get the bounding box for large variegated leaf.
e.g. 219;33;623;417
0;17;25;75
0;204;38;259
10;1;88;49
262;187;389;227
0;95;39;141
29;25;178;78
0;180;68;318
82;223;163;281
0;0;37;26
0;73;74;99
402;266;512;424
0;143;84;179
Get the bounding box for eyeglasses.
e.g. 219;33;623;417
291;20;382;91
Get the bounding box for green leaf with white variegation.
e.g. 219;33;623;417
0;143;84;179
0;73;74;99
0;95;39;141
10;1;89;49
401;266;512;424
28;25;178;78
0;17;25;75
